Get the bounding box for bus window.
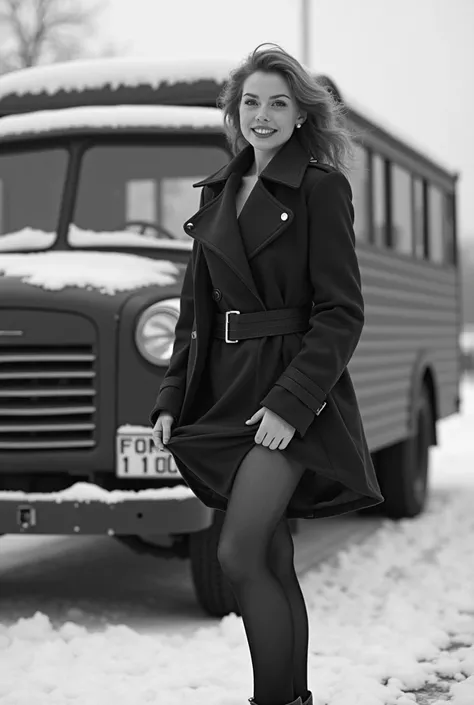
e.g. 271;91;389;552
0;178;3;234
444;192;456;266
428;184;444;264
391;163;413;256
348;142;370;242
413;176;426;260
372;153;387;248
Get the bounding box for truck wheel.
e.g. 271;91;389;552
189;510;241;618
375;384;433;519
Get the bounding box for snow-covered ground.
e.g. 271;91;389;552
0;378;473;705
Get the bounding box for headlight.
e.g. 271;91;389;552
135;299;180;366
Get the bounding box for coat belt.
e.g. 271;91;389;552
212;305;312;344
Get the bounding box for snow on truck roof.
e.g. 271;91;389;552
0;58;236;115
0;104;224;141
0;57;233;97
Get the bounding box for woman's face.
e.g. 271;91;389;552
239;71;303;157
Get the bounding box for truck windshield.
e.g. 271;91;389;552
69;143;229;249
0;148;67;252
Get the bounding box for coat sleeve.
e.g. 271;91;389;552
259;170;364;438
149;189;206;427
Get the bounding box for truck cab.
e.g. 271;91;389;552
0;59;233;546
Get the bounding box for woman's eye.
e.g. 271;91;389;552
244;99;287;107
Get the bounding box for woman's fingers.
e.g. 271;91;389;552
152;423;173;450
152;423;165;450
162;422;171;445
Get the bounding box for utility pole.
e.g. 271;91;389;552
301;0;310;67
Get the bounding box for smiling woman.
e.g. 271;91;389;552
150;42;381;705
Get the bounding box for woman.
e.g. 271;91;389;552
150;43;384;705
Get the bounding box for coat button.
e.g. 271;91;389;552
186;222;194;230
191;330;197;339
281;212;289;221
212;288;222;302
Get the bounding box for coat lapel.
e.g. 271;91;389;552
197;171;263;305
183;132;312;307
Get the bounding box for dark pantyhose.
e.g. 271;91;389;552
217;444;310;705
268;516;310;704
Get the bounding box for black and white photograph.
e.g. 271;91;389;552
0;1;473;704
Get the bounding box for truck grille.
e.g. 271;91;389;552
0;344;97;450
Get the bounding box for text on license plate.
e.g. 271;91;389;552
116;434;181;478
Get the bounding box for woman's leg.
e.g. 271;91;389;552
268;517;310;703
217;444;306;705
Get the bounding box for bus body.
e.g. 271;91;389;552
0;58;462;613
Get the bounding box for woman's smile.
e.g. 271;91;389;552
251;127;278;138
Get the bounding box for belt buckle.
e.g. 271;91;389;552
225;310;240;343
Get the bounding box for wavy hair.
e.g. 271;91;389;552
217;43;365;179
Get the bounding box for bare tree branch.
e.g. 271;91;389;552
0;0;120;74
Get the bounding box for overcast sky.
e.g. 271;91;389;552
97;0;474;243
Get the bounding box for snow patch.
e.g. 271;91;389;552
0;225;193;252
0;249;181;294
0;482;193;504
0;227;55;251
0;104;224;140
0;57;233;97
68;224;193;250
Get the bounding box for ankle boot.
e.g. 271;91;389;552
248;690;312;705
248;697;303;705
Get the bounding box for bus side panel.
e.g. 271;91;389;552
349;245;459;453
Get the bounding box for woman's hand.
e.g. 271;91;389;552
152;411;175;452
245;406;296;450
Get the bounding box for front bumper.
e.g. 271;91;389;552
0;426;216;535
0;492;214;535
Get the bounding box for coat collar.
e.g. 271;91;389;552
193;130;313;190
186;131;316;310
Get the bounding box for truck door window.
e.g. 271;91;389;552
69;144;228;248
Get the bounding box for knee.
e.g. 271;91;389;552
217;535;258;583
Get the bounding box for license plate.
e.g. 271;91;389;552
116;433;181;479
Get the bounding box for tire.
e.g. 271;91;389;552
375;384;433;519
189;510;241;618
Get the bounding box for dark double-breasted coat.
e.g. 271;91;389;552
149;130;384;519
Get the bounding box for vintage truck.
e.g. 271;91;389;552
0;58;462;617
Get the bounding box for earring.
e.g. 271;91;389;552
296;123;301;129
